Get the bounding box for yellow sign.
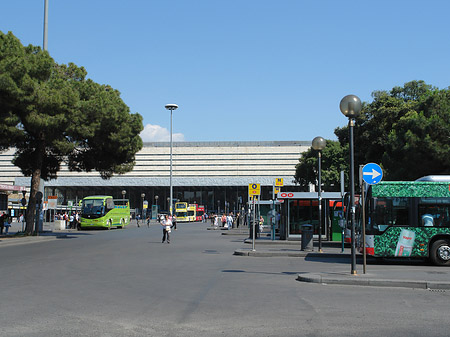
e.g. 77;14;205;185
275;178;284;187
274;186;281;194
248;183;261;196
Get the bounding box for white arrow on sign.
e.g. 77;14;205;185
363;169;381;179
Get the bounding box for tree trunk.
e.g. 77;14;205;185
25;169;41;235
25;142;44;235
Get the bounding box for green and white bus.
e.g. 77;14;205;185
363;177;450;266
80;196;130;229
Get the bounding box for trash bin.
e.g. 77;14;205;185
301;224;313;251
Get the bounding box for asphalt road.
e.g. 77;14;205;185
1;222;449;337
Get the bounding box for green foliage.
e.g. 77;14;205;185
0;31;143;233
295;140;347;191
334;80;450;181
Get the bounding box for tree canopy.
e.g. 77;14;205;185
296;80;450;190
335;80;450;180
0;31;143;234
294;140;347;192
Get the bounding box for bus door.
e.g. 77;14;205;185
331;200;345;241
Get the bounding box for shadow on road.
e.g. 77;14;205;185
304;254;430;266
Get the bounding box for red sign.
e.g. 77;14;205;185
0;184;26;192
279;192;294;198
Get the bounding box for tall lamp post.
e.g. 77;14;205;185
312;136;326;253
165;104;178;216
340;94;362;275
141;193;145;219
155;195;159;218
43;0;49;51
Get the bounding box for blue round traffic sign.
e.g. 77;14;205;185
362;163;383;185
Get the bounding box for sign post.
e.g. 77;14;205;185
361;163;383;274
249;184;261;251
272;178;283;241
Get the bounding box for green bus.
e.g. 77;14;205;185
80;196;130;229
363;178;450;266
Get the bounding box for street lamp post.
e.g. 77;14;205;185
141;193;145;219
155;195;159;218
43;0;49;51
340;94;362;275
312;136;327;253
165;104;178;217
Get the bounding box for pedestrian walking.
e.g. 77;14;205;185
236;212;240;228
146;216;150;228
136;214;141;227
161;214;172;243
172;214;177;230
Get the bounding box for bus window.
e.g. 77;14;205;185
369;197;410;233
418;197;450;227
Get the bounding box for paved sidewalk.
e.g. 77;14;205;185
232;235;450;290
0;231;73;247
0;219;153;247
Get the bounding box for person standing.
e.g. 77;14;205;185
146;216;150;228
221;214;226;227
226;213;233;230
161;214;172;244
69;213;74;229
259;215;265;233
4;215;11;234
0;212;6;235
214;214;219;227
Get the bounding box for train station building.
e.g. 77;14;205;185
1;141;309;215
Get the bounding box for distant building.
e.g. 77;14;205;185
2;141;309;213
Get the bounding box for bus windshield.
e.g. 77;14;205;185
82;199;105;217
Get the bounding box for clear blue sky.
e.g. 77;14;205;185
2;1;450;143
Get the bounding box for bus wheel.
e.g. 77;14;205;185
430;239;450;266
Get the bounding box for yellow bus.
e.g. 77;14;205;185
187;204;196;222
175;202;189;222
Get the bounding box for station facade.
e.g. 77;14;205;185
2;141;309;215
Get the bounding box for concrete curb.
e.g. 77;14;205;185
296;273;450;290
234;249;348;258
234;249;308;257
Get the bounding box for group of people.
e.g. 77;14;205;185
55;212;80;229
209;212;245;229
136;214;151;228
210;212;265;232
